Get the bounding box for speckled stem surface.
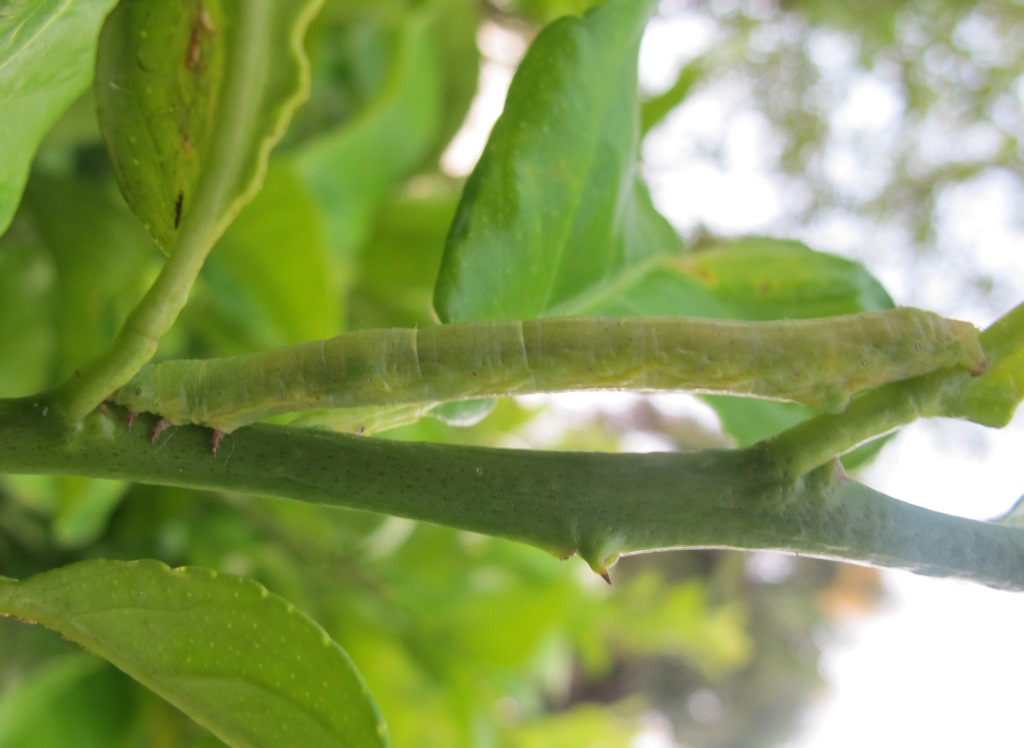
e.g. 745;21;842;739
2;398;1021;589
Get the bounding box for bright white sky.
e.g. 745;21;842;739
793;417;1024;748
445;10;1024;747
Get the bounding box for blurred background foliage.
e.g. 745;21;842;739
5;0;1019;744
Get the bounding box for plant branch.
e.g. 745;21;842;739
2;397;1023;590
765;301;1024;476
50;222;215;422
761;369;969;478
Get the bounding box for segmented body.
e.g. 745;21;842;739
114;310;986;433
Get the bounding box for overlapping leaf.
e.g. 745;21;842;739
0;559;389;748
434;0;676;322
95;0;322;254
0;0;118;236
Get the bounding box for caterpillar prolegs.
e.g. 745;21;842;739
114;309;986;436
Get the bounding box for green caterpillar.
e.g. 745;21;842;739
114;309;985;439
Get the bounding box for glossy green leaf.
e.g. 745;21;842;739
434;0;678;322
0;0;119;237
565;237;893;320
678;237;894;319
0;559;389;748
500;0;600;25
95;0;322;254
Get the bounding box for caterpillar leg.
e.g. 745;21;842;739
145;418;224;455
150;418;172;444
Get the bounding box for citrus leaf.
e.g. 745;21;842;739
677;237;895;319
211;161;338;346
434;0;678;322
0;0;119;237
640;57;703;133
292;0;448;255
0;559;389;748
95;0;322;254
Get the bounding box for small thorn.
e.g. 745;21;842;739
150;418;171;444
598;569;612;585
210;429;226;455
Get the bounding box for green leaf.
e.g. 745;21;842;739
95;0;322;254
0;0;119;237
584;237;893;319
434;0;677;322
678;237;895;319
0;559;390;748
292;0;450;254
640;58;703;133
208;161;339;347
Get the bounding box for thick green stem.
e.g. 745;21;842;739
978;300;1024;362
50;222;213;421
2;398;1023;590
762;370;965;478
765;302;1024;476
52;0;315;421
